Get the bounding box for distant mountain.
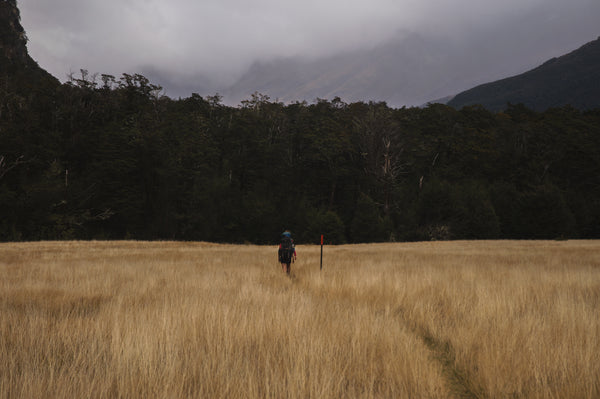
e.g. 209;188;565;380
223;0;600;109
224;31;600;109
447;37;600;111
224;34;461;107
225;32;542;108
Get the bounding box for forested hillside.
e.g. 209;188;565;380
2;0;600;243
448;36;600;111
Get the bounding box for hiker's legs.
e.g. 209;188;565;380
286;262;291;275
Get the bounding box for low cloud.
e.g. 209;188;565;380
18;0;600;99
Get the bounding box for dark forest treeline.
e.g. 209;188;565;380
1;71;600;243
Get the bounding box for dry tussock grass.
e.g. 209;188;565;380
0;240;599;398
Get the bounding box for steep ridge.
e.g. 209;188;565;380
447;36;600;111
0;0;59;93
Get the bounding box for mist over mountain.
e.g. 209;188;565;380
222;2;600;108
224;33;460;107
447;36;600;111
16;0;600;106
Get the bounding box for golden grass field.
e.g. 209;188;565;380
1;240;599;398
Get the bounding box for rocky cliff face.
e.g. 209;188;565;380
0;0;59;92
0;0;30;64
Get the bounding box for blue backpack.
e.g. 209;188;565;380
279;236;294;263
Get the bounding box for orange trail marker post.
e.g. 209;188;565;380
320;235;323;270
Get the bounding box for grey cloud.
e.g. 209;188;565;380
17;0;600;101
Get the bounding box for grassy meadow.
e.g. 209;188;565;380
1;240;599;398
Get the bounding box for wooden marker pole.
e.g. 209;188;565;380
320;234;323;270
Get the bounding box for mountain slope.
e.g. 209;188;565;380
224;34;521;108
0;0;59;92
223;0;600;109
447;37;600;111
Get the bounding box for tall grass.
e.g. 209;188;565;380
1;240;598;398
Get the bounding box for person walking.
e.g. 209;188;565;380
278;230;296;275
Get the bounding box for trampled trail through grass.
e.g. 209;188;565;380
1;240;599;398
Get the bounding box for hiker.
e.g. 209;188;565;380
278;230;297;275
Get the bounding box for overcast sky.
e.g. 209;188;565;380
18;0;600;101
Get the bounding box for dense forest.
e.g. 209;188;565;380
1;67;600;243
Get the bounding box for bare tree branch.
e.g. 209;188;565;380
0;155;28;180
